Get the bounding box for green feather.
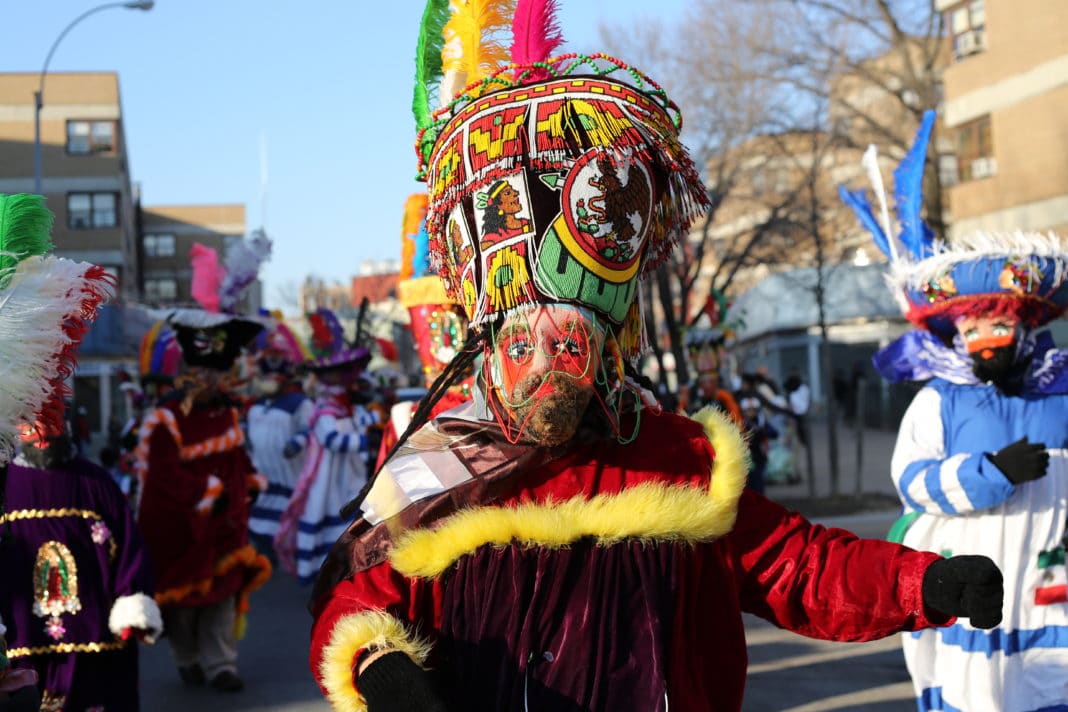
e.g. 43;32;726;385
412;0;451;132
0;193;54;273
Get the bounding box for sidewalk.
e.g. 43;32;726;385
763;419;904;516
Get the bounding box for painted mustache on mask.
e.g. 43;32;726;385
508;370;594;447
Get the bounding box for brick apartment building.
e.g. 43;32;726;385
937;0;1068;237
0;72;139;293
140;203;260;310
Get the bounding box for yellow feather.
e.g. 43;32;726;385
441;0;516;98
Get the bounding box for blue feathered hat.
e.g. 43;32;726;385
839;110;1068;337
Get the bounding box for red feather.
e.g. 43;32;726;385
511;0;563;77
308;313;334;356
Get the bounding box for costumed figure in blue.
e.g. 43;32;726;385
274;308;372;584
841;109;1068;711
246;318;312;551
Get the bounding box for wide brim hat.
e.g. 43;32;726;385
892;231;1068;337
168;308;265;371
839;109;1068;339
304;307;372;374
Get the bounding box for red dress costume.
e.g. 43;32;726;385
136;399;270;618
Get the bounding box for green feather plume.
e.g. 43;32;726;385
413;0;452;132
0;194;54;274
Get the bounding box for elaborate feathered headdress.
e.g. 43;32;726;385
839;110;1068;337
412;0;709;359
251;309;310;375
397;193;467;377
0;194;117;455
189;230;273;315
138;319;182;381
305;308;371;373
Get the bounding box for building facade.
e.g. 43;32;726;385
0;72;139;295
936;0;1068;236
140;203;260;311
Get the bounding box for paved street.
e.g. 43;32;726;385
140;424;916;711
742;510;917;712
140;571;329;712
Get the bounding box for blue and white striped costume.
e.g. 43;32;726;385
893;378;1068;711
276;399;371;584
246;390;313;540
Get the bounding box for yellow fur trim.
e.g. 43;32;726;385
692;405;750;520
391;411;749;579
319;610;433;712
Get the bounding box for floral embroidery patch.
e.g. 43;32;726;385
90;521;111;546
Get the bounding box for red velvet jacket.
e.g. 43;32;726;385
136;400;270;612
310;408;945;712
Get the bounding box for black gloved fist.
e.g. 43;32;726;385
988;437;1049;484
922;555;1003;629
283;442;300;459
211;491;230;517
358;651;448;712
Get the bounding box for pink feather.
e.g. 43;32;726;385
189;243;224;313
511;0;563;78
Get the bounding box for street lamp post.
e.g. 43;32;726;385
33;1;154;195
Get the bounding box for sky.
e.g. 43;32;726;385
1;0;689;312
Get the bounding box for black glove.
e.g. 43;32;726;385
988;437;1049;484
283;442;301;459
922;555;1003;629
211;491;230;517
358;651;448;712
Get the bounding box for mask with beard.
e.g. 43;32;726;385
971;343;1020;387
488;305;605;448
505;370;595;448
19;430;75;469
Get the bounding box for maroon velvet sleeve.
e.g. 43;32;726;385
729;489;950;641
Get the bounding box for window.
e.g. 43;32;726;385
938;154;959;187
956;115;995;182
66;120;116;155
947;0;986;61
67;192;119;229
143;233;176;257
144;278;178;301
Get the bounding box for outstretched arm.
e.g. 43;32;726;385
730;490;948;641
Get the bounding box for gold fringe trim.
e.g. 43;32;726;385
390;409;749;579
6;638;126;658
1;508;117;559
1;507;102;523
320;610;433;712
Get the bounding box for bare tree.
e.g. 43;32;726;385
599;3;785;388
743;0;948;231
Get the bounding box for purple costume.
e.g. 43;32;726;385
0;455;160;711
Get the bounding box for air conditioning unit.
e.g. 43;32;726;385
971;157;997;179
956;30;979;57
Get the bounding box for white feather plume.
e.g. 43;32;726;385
861;144;897;262
219;230;272;313
0;255;115;461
